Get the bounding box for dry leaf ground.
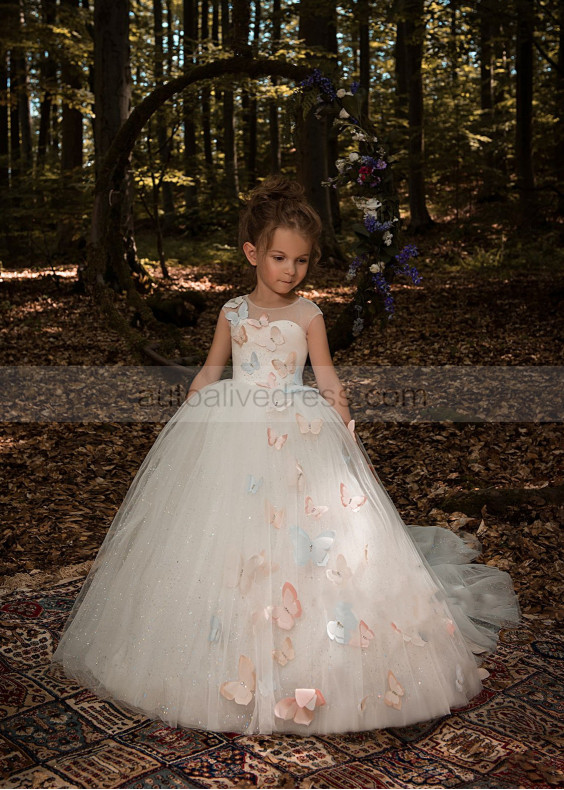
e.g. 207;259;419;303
0;210;563;628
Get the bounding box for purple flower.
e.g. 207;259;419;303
351;80;360;95
395;244;419;266
364;216;393;234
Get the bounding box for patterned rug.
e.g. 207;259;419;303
1;574;563;789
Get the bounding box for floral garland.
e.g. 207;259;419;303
297;69;422;334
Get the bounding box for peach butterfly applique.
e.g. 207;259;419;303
384;671;405;710
390;622;427;647
349;620;375;649
267;427;288;450
272;352;296;378
295;413;323;435
272;637;295;666
225;550;278;596
326;554;352;585
271;582;302;630
340;482;367;511
305;496;329;519
220;655;256;705
232;324;248;346
274;688;326;726
265;500;285;529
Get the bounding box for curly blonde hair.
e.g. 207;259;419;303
238;175;322;265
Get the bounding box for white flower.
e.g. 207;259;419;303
339;108;350;119
383;231;393;246
349;152;359;162
352;131;367;142
335;159;347;173
365;198;382;210
336;88;346;98
370;262;385;274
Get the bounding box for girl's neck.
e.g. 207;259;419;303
247;289;299;309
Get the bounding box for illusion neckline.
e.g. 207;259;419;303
246;293;301;310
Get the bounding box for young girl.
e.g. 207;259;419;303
51;176;520;735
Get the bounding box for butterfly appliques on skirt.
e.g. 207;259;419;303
384;671;405;710
272;582;302;630
289;525;335;567
340;482;366;511
272;636;295;666
220;655;256;705
274;688;326;726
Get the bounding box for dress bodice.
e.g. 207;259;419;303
221;294;323;388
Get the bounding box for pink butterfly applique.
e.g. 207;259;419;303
272;352;296;378
267;427;288;450
225;550;277;596
295;413;323;435
274;688;326;726
272;582;302;630
340;482;367;511
272;636;295;666
265;500;285;529
220;655;256;705
326;554;352;585
256;372;277;389
305;496;329;519
247;311;269;329
384;671;405;710
349;620;375;649
232;324;248;346
390;622;426;647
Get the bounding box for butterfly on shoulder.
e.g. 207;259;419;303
272;582;302;630
220;655;256;705
224;299;248;326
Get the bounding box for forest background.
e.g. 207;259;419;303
0;0;562;625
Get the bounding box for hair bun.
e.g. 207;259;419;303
251;175;306;204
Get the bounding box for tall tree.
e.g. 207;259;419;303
90;0;135;288
268;0;281;174
397;0;433;232
183;0;198;208
154;0;175;219
200;0;214;172
221;0;239;198
557;0;564;217
515;0;535;218
37;0;57;167
60;0;83;170
297;0;341;261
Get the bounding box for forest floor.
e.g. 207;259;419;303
0;200;563;627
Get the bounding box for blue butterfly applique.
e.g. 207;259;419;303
327;601;359;644
242;351;260;374
225;300;249;326
209;615;222;643
289;524;336;567
246;474;263;495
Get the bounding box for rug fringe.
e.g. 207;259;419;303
0;561;93;596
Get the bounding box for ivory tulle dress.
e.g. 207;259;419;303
51;293;521;734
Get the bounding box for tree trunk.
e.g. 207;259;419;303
61;0;83;170
247;0;260;188
154;0;175;220
357;0;370;123
402;0;433;232
12;0;32;172
297;0;342;263
37;0;57;167
268;0;281;174
557;0;564;217
515;0;535;220
90;0;135;291
183;0;198;208
0;38;8;189
200;0;213;172
221;0;238;199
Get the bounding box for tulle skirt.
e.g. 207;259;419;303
51;379;521;734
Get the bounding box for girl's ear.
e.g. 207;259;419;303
243;241;257;267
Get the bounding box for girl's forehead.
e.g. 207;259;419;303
268;226;313;249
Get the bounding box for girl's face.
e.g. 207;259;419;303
243;226;312;296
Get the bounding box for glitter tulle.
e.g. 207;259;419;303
51;294;520;734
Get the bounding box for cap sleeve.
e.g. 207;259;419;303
301;297;323;333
